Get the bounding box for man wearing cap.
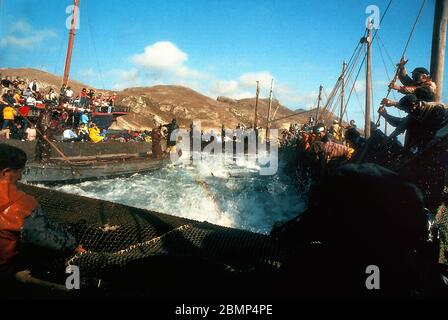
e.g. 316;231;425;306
379;94;447;152
0;144;84;275
389;57;436;95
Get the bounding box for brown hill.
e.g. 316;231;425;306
1;68;337;130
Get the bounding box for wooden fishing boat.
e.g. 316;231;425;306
22;153;168;184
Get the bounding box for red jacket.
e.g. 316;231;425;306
0;182;38;266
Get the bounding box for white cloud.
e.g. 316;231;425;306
209;72;315;108
132;41;187;71
239;71;274;93
131;41;204;80
0;20;57;48
103;41;313;109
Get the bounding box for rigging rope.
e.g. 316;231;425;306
376;0;427;127
85;6;106;90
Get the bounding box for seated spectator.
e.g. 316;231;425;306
62;128;79;142
26;93;37;107
12;90;22;104
28;79;39;93
80;110;89;125
22;87;32;100
1;76;13;95
88;123;104;143
12;76;21;89
44;88;58;103
25;124;37;142
77;123;89;142
65;86;74;101
2;90;17;107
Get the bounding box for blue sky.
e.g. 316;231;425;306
0;0;446;128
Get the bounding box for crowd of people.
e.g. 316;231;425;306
0;74;121;144
280;59;447;216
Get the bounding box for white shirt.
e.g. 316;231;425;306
65;89;74;98
63;129;78;140
26;96;36;105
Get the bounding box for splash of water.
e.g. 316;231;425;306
52;153;305;234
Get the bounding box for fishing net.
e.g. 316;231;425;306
18;184;296;281
436;204;448;266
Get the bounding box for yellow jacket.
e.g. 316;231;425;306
13;93;21;103
3;107;17;120
89;127;104;143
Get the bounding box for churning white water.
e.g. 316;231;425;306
51;152;305;234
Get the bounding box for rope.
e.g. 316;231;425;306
377;34;396;70
376;0;427;127
85;6;106;90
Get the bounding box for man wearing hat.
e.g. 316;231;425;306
0;144;84;275
379;94;447;152
389;57;436;95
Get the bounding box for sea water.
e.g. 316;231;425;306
50;152;305;234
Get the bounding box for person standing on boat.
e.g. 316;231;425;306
28;79;39;94
35;105;52;162
163;118;179;154
379;86;440;152
151;125;163;159
0;144;84;275
389;58;436;96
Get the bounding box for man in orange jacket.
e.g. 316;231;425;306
0;144;84;275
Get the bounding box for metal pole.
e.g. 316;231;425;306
63;0;80;86
339;61;347;124
253;81;260;128
266;79;274;141
315;85;323;121
365;22;373;139
430;0;448;102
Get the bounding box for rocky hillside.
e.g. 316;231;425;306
1;68;337;130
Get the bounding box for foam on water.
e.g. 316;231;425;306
51;152;305;234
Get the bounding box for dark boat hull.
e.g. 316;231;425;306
3;140;153;160
22;157;167;184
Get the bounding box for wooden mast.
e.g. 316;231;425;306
253;81;260;128
266;79;274;141
430;0;448;103
63;0;80;86
365;21;373;139
339;61;347;125
315;85;323;121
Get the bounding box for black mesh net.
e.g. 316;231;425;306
19;184;296;281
